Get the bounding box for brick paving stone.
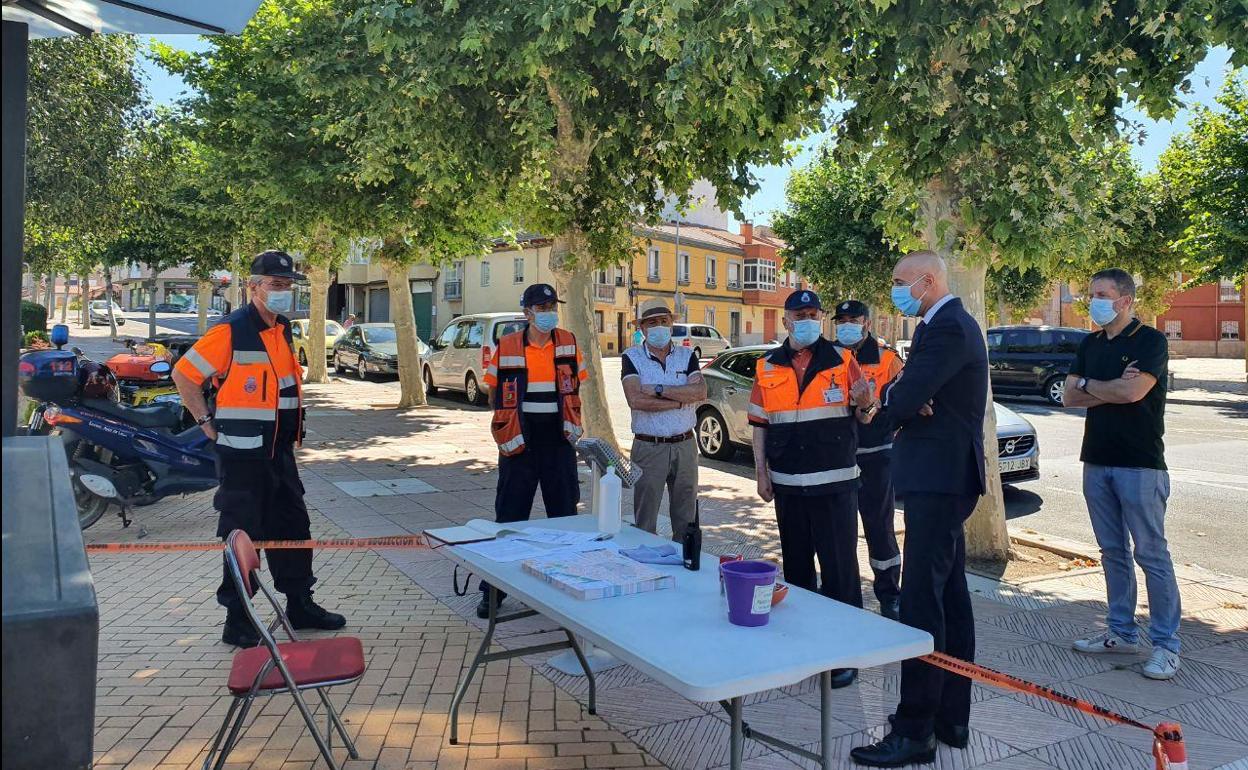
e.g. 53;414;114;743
78;374;1247;768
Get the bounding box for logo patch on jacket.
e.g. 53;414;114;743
244;376;258;393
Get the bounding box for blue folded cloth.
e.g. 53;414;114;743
619;544;684;566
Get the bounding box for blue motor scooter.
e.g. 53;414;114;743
20;324;219;532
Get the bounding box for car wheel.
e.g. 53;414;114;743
465;373;485;405
697;408;736;460
1043;375;1066;406
423;366;438;395
356;357;369;380
693;347;702;360
298;349;308;366
334;353;346;374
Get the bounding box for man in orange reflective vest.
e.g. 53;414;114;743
833;299;905;621
479;283;588;617
173;250;346;647
750;290;874;689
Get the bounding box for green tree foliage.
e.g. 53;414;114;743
772;150;915;309
1157;71;1248;286
321;0;833;440
987;266;1050;324
802;2;1246;559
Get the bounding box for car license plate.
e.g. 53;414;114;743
999;457;1031;473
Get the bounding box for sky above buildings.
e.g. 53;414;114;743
140;37;1235;228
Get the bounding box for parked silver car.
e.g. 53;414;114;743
671;323;730;360
696;346;1040;484
424;312;527;405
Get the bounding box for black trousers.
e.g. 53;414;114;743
857;452;901;603
482;438;580;597
215;442;316;612
893;492;978;739
773;489;863;608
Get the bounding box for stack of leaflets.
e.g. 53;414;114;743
522;549;675;600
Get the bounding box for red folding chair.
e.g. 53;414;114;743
201;530;365;770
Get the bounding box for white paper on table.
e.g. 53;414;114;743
459;538;551;562
512;528;605;546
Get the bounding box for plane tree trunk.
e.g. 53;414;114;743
923;176;1010;562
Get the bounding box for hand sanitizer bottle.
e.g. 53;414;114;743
597;464;622;535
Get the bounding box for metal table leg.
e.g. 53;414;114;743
448;585;599;744
820;670;834;770
729;696;744;770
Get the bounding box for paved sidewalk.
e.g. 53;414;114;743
76;357;1248;769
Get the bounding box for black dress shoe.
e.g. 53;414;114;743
887;714;970;749
851;731;937;767
476;593;501;619
286;594;347;630
879;597;901;622
829;668;858;689
222;612;260;648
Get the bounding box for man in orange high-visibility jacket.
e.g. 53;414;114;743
173;250;346;648
479;283;588;618
833;299;905;621
750;290;874;689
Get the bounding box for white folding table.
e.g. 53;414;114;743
428;515;932;769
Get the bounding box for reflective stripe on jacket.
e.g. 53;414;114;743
755;338;859;495
489;327;583;456
846;335;899;453
211;306;303;457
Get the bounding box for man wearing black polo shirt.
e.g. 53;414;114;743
1062;268;1180;680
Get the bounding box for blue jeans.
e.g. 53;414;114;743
1083;464;1180;653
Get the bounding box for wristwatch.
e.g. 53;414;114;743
655;384;665;399
196;413;215;426
1077;377;1088;392
860;402;881;418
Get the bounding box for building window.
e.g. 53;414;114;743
743;258;777;291
444;261;464;300
594;310;605;334
705;255;717;287
678;251;691;285
1220;279;1242;303
1164;320;1182;340
727;261;741;290
1222;321;1241;340
705;306;716;328
513;256;525;284
480;260;491;287
614;266;625;286
787;270;797;288
647;247;661;281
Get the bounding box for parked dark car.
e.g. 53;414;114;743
987;325;1089;405
152;302;190;313
332;323;410;380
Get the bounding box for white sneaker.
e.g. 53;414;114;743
1073;630;1140;654
1142;648;1181;680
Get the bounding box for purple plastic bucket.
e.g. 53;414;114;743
721;560;779;627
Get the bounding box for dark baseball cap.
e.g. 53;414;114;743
833;299;870;319
521;283;563;307
784;290;822;311
250;250;306;281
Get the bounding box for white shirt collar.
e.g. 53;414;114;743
922;293;956;325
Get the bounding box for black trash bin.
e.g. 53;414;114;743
2;436;98;769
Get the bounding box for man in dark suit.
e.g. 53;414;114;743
850;250;988;767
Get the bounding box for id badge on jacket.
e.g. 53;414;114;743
502;380;518;408
823;387;843;404
557;365;576;395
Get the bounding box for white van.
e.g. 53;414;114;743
424;312;527;405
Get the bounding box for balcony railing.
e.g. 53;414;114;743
727;280;741;290
443;281;463;300
594;283;616;302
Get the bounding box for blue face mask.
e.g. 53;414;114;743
791;318;822;347
263;289;293;314
890;276;929;317
835;322;864;346
644;325;671;347
532;310;559;332
1088;297;1120;327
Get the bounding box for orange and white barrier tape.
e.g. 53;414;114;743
84;535;431;554
921;652;1187;769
